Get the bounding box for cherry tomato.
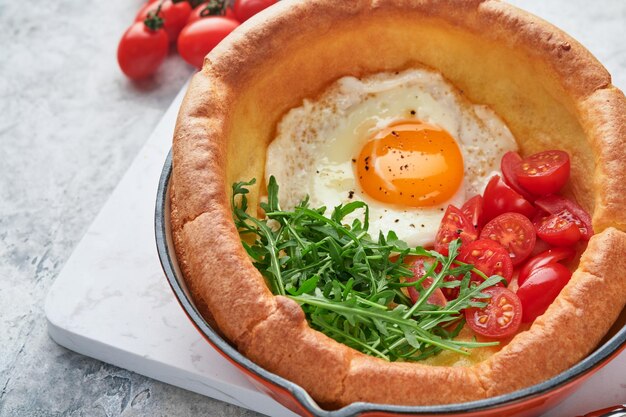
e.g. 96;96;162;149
465;287;522;339
459;239;513;284
405;257;447;307
177;17;240;68
136;0;192;42
482;175;535;222
117;22;169;80
518;247;575;286
480;213;536;266
461;195;484;231
534;195;593;240
501;151;535;201
534;212;581;247
513;150;570;196
434;205;478;256
187;5;238;25
516;263;572;323
234;0;277;22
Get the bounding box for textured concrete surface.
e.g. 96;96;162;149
0;1;624;416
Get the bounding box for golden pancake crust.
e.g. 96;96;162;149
170;0;626;407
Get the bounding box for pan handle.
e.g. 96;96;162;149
581;405;626;417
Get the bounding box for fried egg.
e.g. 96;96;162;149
266;69;517;247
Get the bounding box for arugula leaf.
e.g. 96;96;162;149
231;177;502;361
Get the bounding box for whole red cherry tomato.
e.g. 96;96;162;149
513;150;570;196
434;205;478;256
177;17;240;68
534;195;594;240
534;212;581;247
465;287;522;339
480;212;536;266
136;0;192;42
482;175;535;223
187;5;238;25
516;263;572;323
518;247;575;286
461;194;484;231
405;257;447;307
117;22;168;80
234;0;277;22
459;239;513;284
501;151;535;201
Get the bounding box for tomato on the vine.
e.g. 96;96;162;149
465;287;522;339
434;205;478;256
117;21;168;80
516;263;572;323
518;247;575;286
136;0;192;42
513;150;570;196
482;175;535;222
480;212;536;266
234;0;277;22
187;5;237;25
177;17;240;68
405;257;447;307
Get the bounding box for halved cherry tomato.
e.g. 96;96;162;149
406;257;447;307
501;151;535;202
518;247;576;286
117;22;169;80
480;213;536;266
434;205;478;256
459;239;513;284
534;212;581;247
177;17;240;68
535;195;594;240
187;5;238;25
482;175;535;222
517;263;572;323
513;150;570;196
465;287;522;339
461;195;484;231
234;0;277;22
136;0;192;42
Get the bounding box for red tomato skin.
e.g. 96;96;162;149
434;205;478;256
535;195;594;240
465;287;522;339
406;257;447;307
234;0;277;22
187;6;238;25
136;0;192;42
518;247;576;286
117;22;168;80
501;151;535;202
482;175;535;222
534;213;582;247
177;17;240;68
517;263;572;323
459;239;514;283
480;212;536;266
514;150;570;196
461;195;484;231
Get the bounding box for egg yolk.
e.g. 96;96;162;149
356;122;464;207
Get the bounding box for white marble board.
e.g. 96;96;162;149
45;82;626;417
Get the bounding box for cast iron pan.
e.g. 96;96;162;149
155;150;626;417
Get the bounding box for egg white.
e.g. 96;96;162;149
266;68;517;247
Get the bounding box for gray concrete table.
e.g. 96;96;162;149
1;1;624;416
